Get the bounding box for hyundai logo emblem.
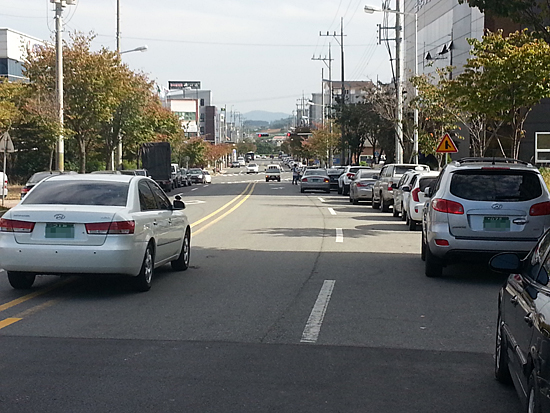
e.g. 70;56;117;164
54;214;66;220
491;203;503;210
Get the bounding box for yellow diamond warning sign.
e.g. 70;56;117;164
436;133;458;153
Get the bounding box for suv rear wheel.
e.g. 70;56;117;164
381;195;390;212
371;194;380;209
425;246;443;277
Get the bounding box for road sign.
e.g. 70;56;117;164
0;132;15;153
436;133;458;153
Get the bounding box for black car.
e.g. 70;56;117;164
326;167;345;191
20;171;77;199
491;229;550;412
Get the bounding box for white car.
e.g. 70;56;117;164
404;171;439;230
237;157;246;167
0;174;191;292
246;163;259;174
203;170;212;183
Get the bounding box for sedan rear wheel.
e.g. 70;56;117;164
408;217;417;231
495;313;512;384
392;204;399;217
171;229;191;271
527;371;541;413
134;244;154;292
401;208;407;222
337;185;342;195
7;271;36;289
381;196;390;212
371;194;380;209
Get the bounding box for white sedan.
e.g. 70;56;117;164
0;174;191;292
203;170;212;183
246;163;259;174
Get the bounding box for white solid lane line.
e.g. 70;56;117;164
191;188;198;191
301;280;336;343
336;228;343;242
318;197;326;203
328;208;336;216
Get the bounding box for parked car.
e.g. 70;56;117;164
490;230;550;412
338;166;372;195
231;161;241;168
202;170;212;184
21;171;73;199
120;169;149;177
246;163;259;174
300;169;330;193
237;157;246;167
326;167;345;191
392;170;429;218
372;164;430;212
421;158;550;277
0;174;191;292
349;170;379;204
188;168;204;184
90;170;122;174
171;163;183;188
402;171;440;230
180;168;192;186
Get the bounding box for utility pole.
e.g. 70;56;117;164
395;0;404;164
312;44;334;166
116;0;123;169
52;0;76;172
320;19;346;165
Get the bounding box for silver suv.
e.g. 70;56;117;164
421;158;550;277
372;164;430;212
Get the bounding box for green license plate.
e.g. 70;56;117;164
483;217;510;231
45;223;75;238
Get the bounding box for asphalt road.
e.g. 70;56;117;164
0;160;520;412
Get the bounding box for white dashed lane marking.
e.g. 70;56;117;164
301;280;336;343
336;228;343;243
328;208;336;215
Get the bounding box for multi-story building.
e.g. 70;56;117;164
0;28;44;82
403;0;550;162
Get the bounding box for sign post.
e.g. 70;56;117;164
0;132;15;207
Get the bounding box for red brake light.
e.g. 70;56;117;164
347;173;354;178
0;218;35;233
86;221;135;235
21;187;30;194
432;198;464;215
412;188;421;202
387;181;393;191
530;201;550;216
302;178;308;182
324;178;329;183
435;239;450;246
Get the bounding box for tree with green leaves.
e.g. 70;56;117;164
180;137;208;168
458;0;550;43
307;121;341;166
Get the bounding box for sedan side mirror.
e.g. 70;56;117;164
173;195;186;210
490;253;522;273
424;187;432;198
402;185;411;192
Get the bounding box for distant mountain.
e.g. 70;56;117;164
243;111;291;123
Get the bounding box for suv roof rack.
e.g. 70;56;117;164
455;157;531;166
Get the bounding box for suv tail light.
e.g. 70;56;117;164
346;173;355;178
432;198;464;215
411;188;421;202
86;221;135;235
0;218;35;233
530;201;550;216
387;181;393;191
323;178;329;183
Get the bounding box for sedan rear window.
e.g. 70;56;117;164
22;181;129;206
419;177;437;192
450;171;542;201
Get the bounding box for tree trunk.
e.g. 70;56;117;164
78;138;87;173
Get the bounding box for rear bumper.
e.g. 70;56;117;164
0;235;147;276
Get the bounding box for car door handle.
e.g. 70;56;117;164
524;313;534;327
510;296;519;306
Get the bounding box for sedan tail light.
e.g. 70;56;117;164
86;221;135;235
530;201;550;216
387;181;393;191
302;178;308;182
346;173;355;178
431;198;464;215
356;182;370;187
411;188;421;202
0;218;35;233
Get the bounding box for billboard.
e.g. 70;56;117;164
168;81;201;90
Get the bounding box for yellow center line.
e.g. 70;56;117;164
191;182;252;228
0;318;22;330
193;182;256;236
0;278;73;314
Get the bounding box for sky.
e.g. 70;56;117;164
2;0;395;116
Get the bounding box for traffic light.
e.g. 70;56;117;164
257;133;269;137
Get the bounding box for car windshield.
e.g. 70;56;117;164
28;172;60;184
189;169;202;175
248;164;257;167
349;167;370;173
22;180;129;206
450;170;542;201
327;169;344;175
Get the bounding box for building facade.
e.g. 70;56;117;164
0;28;44;82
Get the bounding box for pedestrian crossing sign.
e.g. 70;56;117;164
436;133;458;153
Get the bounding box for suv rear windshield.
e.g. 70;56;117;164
450;170;542;201
22;180;129;206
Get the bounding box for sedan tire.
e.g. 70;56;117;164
381;196;390;212
337;185;342;195
401;208;407;222
392;204;399;217
134;244;154;292
7;271;36;289
494;313;512;384
371;194;380;209
300;188;305;193
527;371;542;413
171;229;191;271
408;217;417;231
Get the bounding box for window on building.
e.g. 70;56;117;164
200;113;205;122
173;111;196;122
200;99;205;106
536;132;550;163
200;126;205;134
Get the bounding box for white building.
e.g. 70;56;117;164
0;28;45;82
